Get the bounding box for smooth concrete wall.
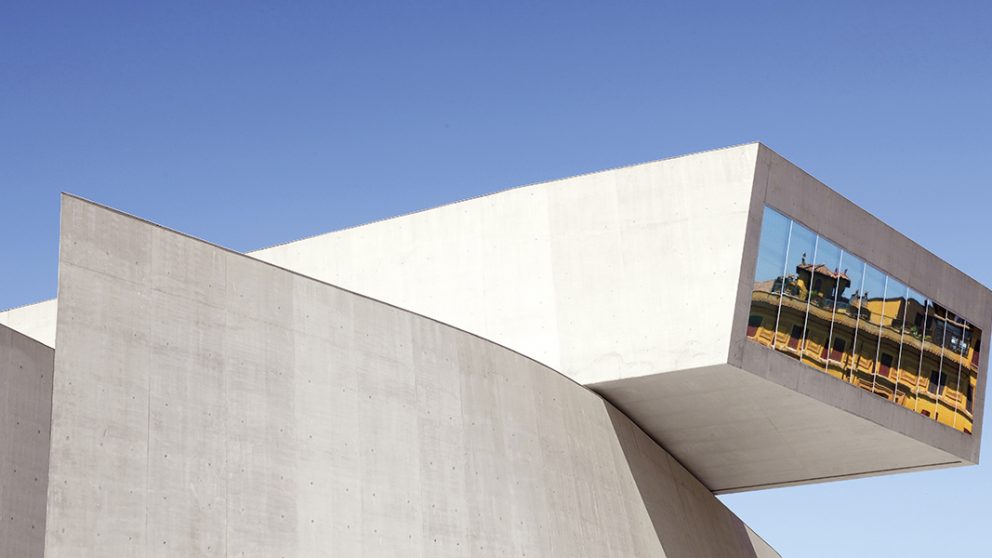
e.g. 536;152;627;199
1;323;54;558
253;144;760;384
594;363;963;492
46;194;775;557
0;299;57;348
1;144;762;376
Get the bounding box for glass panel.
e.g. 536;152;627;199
935;311;967;429
741;205;980;435
832;253;867;383
872;277;907;400
848;264;886;392
802;236;843;373
895;288;927;411
949;329;968;433
747;207;792;349
958;322;981;433
775;221;817;359
917;301;944;419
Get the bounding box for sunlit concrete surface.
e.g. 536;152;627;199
251;143;989;490
0;299;57;348
6;142;989;555
42;195;777;557
12;144;989;491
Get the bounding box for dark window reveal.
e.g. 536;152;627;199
928;370;946;396
788;325;804;350
830;337;846;361
878;354;894;378
747;315;762;337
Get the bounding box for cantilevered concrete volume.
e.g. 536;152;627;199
2;142;988;556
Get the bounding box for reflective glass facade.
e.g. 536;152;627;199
747;206;982;434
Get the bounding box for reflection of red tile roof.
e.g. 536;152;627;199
753;279;777;292
798;263;849;281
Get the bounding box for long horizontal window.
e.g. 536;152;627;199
747;206;981;434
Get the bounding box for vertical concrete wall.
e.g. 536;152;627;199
45;195;773;557
0;324;54;558
252;144;760;384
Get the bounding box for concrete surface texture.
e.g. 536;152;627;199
44;194;777;557
0;324;54;558
0;299;57;348
252;143;761;384
4;144;986;492
594;364;965;492
248;143;987;489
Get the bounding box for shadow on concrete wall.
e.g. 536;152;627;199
605;403;768;558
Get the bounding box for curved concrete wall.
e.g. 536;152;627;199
44;195;773;557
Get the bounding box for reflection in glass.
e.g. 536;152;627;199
934;312;968;429
895;288;927;410
913;301;940;418
848;265;886;391
871;277;907;399
744;206;981;434
775;222;817;358
747;208;791;349
834;254;867;384
957;322;982;433
801;237;843;373
924;303;948;422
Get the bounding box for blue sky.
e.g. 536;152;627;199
2;2;991;555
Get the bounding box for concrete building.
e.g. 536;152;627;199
1;143;987;556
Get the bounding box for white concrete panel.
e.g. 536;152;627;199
0;324;54;558
545;146;758;383
253;144;761;385
0;299;57;347
253;183;563;372
46;195;773;557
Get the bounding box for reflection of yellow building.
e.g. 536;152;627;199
747;262;980;434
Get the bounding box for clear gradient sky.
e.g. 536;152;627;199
3;2;991;556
